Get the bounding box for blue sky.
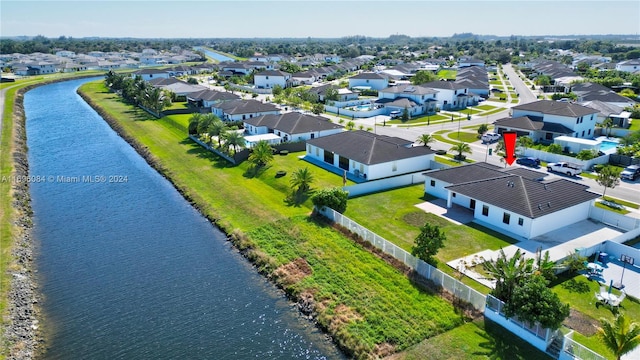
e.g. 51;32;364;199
2;1;639;38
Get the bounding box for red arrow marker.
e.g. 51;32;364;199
503;131;517;165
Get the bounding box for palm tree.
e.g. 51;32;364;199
601;118;614;138
417;133;435;148
248;140;274;168
290;167;314;193
205;115;226;147
449;142;472;161
188;113;203;135
482;248;535;303
598;314;640;360
223;130;245;154
346;120;355;130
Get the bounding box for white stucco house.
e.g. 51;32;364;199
212;99;281;121
494;100;600;143
244;112;343;143
423;163;600;239
615;59;640;73
254;70;291;89
131;68;170;81
348;72;389;91
186;89;241;109
305;130;435;181
420;81;474;110
377;84;439;117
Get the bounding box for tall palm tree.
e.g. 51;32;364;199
205;115;226;147
223;130;246;154
290;167;314;193
482;248;535;303
598;314;640;360
449;142;472;161
248;140;274;168
417;133;435;148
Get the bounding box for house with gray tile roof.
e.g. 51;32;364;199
348;72;389;90
212;99;280;121
581;100;631;128
244;112;343;144
497;100;600;142
420;80;475;110
423;162;599;239
615;58;640;73
571;82;636;108
377;84;439;117
305;130;435;181
187;89;241;108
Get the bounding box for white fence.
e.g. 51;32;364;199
343;171;426;197
589;206;640;232
523;149;610;171
317;206;487;311
485;295;552;352
559;331;606;360
324;105;385;119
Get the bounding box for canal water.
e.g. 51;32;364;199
25;78;342;359
194;46;237;62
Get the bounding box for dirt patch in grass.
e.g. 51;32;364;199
402;211;431;227
563;308;599;336
328;304;363;334
374;342;397;358
273;257;312;286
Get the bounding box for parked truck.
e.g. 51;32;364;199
547;162;582;176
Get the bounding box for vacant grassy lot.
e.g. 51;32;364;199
447;131;478;143
393;319;552;360
80;81;470;358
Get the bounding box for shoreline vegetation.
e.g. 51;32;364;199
76;81;467;359
0;74;548;360
1;74;100;360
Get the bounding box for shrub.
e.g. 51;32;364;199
547;143;563;154
311;187;349;213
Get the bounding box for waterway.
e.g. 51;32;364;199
194;46;236;62
25;78;342;359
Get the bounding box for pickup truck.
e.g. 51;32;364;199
547;162;582;176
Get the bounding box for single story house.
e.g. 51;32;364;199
187;89;241;109
212;99;281;121
348;72;389;91
305;130;435;181
423;162;600;239
244;112;343;143
581;100;632;128
131;68;170;81
615;59;640;73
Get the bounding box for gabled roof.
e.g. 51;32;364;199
306;130;434;165
512;100;598;117
244;112;343;134
580;100;625;117
424;162;503;183
446;175;599;219
379;84;439;95
350;72;386;80
493;115;574;134
255;70;291;77
187;89;240;102
132;68;169;75
571;82;635;104
421;80;468;90
375;97;419;108
213;99;280;115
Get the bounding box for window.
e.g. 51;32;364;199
588;129;591;135
266;76;269;79
310;133;315;139
470;199;476;209
582;130;585;137
392;161;397;172
430;180;435;187
503;212;511;224
482;205;489;216
452;192;456;197
518;217;524;226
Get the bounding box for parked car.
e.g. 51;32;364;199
389;110;402;119
620;165;640;181
516;157;540;167
547;162;582;176
481;132;501;143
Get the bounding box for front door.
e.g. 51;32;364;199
470;199;476;210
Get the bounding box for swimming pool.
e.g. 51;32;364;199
599;140;619;152
356;104;372;111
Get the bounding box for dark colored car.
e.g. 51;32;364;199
516;157;541;167
620;165;640;181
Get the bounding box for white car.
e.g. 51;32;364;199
481;132;501;143
389;110;402;119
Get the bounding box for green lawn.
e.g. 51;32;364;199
80;81;470;358
437;69;457;80
602;196;640;209
551;273;640;359
595;201;630;215
628;119;640;131
446;131;478;143
490;80;503;85
387;113;449;125
395;319;552;360
475;104;497;111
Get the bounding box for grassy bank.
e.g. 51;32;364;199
79;80;468;359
